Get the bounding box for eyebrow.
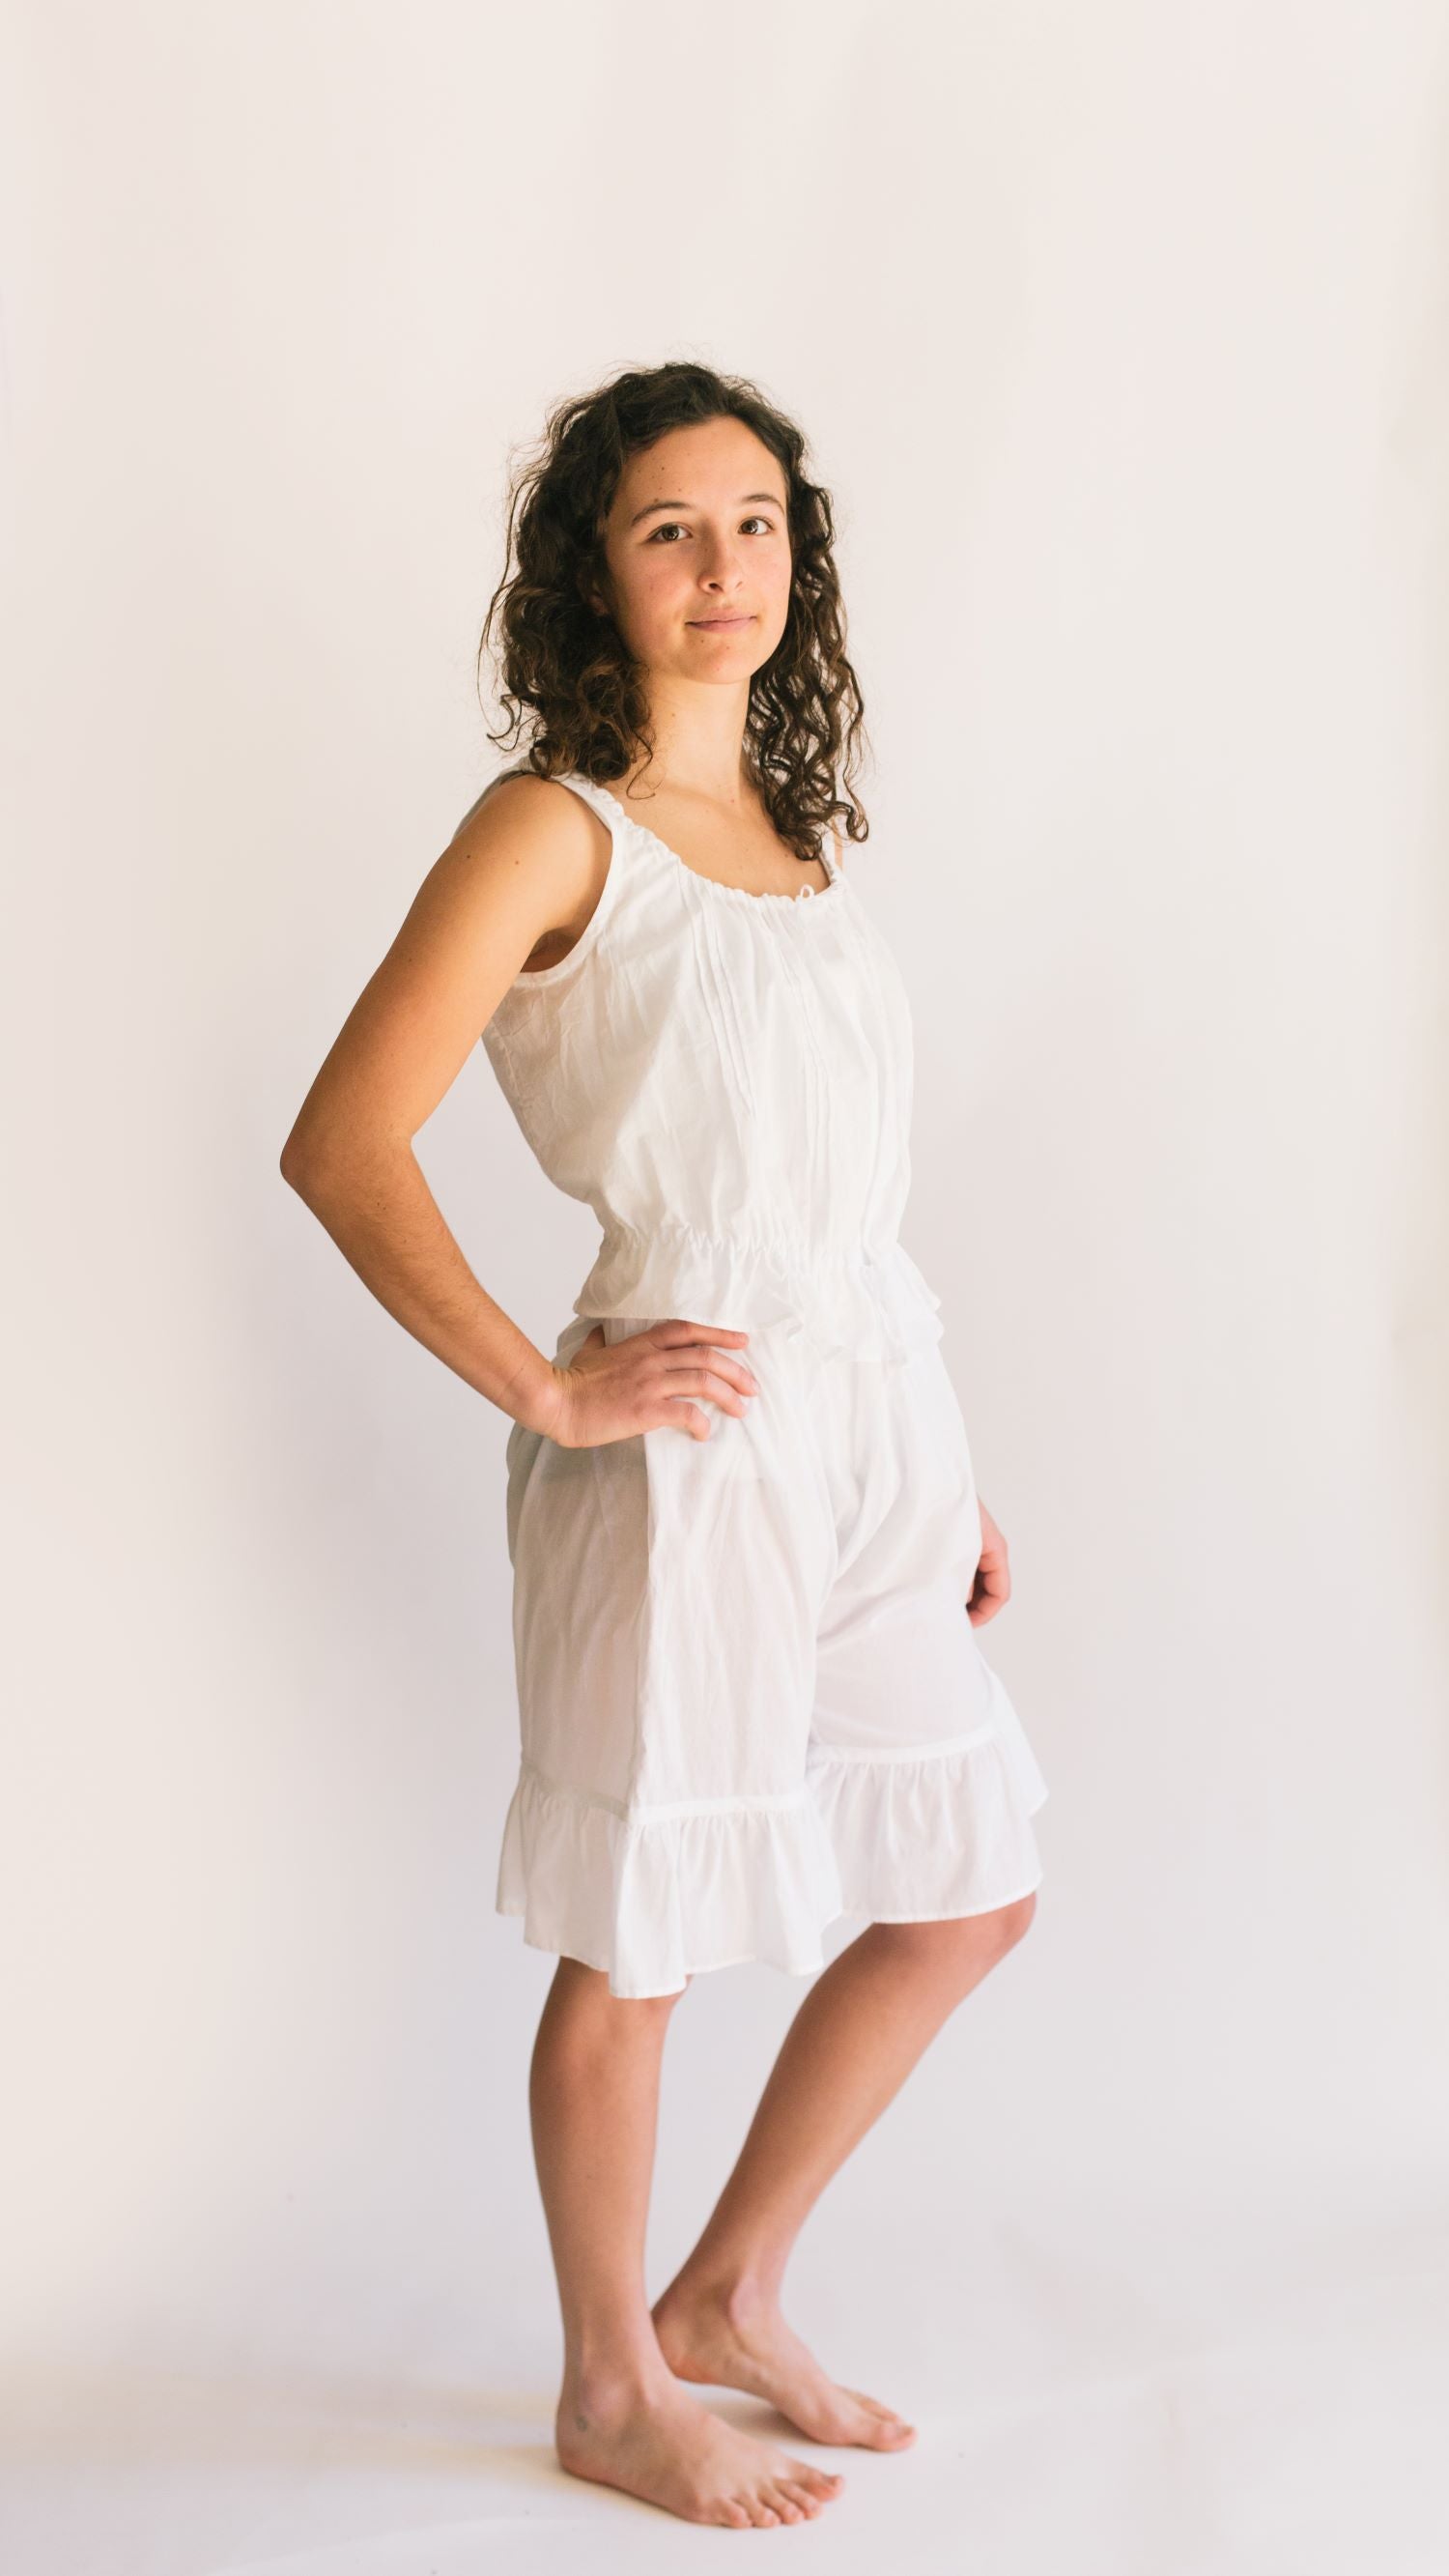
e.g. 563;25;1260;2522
627;491;786;530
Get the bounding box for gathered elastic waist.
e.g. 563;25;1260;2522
570;1218;944;1364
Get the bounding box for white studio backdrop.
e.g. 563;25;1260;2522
3;3;1447;2570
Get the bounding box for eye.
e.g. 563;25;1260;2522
644;516;779;543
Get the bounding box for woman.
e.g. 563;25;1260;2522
281;359;1048;2532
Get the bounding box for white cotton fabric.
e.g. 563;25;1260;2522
478;768;1049;1997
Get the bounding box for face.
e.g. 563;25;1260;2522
590;415;793;684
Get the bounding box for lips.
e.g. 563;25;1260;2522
689;614;754;630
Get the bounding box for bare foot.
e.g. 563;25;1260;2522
555;2364;846;2528
652;2275;917;2452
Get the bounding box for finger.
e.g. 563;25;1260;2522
656;1363;756;1416
656;1352;759;1395
654;1398;713;1441
651;1318;753;1351
711;1354;761;1395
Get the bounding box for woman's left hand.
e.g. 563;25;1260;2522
966;1497;1010;1626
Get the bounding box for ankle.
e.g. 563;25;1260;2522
661;2259;785;2326
559;2346;674;2423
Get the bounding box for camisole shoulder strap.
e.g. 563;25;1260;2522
545;769;619;831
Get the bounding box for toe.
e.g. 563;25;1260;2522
796;2461;844;2498
850;2390;917;2443
767;2484;804;2522
778;2479;818;2516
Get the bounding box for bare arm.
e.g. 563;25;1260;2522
278;775;609;1438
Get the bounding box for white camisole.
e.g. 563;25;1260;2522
477;767;945;1364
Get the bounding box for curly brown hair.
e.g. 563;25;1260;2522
476;359;870;864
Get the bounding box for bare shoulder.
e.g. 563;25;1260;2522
440;771;608;927
279;771;614;1180
426;769;611;987
448;768;604;872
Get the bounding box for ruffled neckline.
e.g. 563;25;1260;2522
587;781;846;911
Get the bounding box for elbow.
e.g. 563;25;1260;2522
279;1125;322;1198
280;1122;408;1204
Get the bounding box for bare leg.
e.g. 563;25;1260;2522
651;1895;1038;2448
528;1955;846;2528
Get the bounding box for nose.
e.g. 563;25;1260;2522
696;531;747;589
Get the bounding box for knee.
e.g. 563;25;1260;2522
548;1957;692;2022
992;1888;1038;1950
870;1888;1038;1991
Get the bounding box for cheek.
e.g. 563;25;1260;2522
623;560;687;642
760;579;794;644
761;551;794;614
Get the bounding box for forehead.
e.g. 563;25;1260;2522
611;415;786;512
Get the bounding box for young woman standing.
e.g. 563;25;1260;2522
281;361;1048;2532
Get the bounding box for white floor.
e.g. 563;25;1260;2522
6;2182;1446;2575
